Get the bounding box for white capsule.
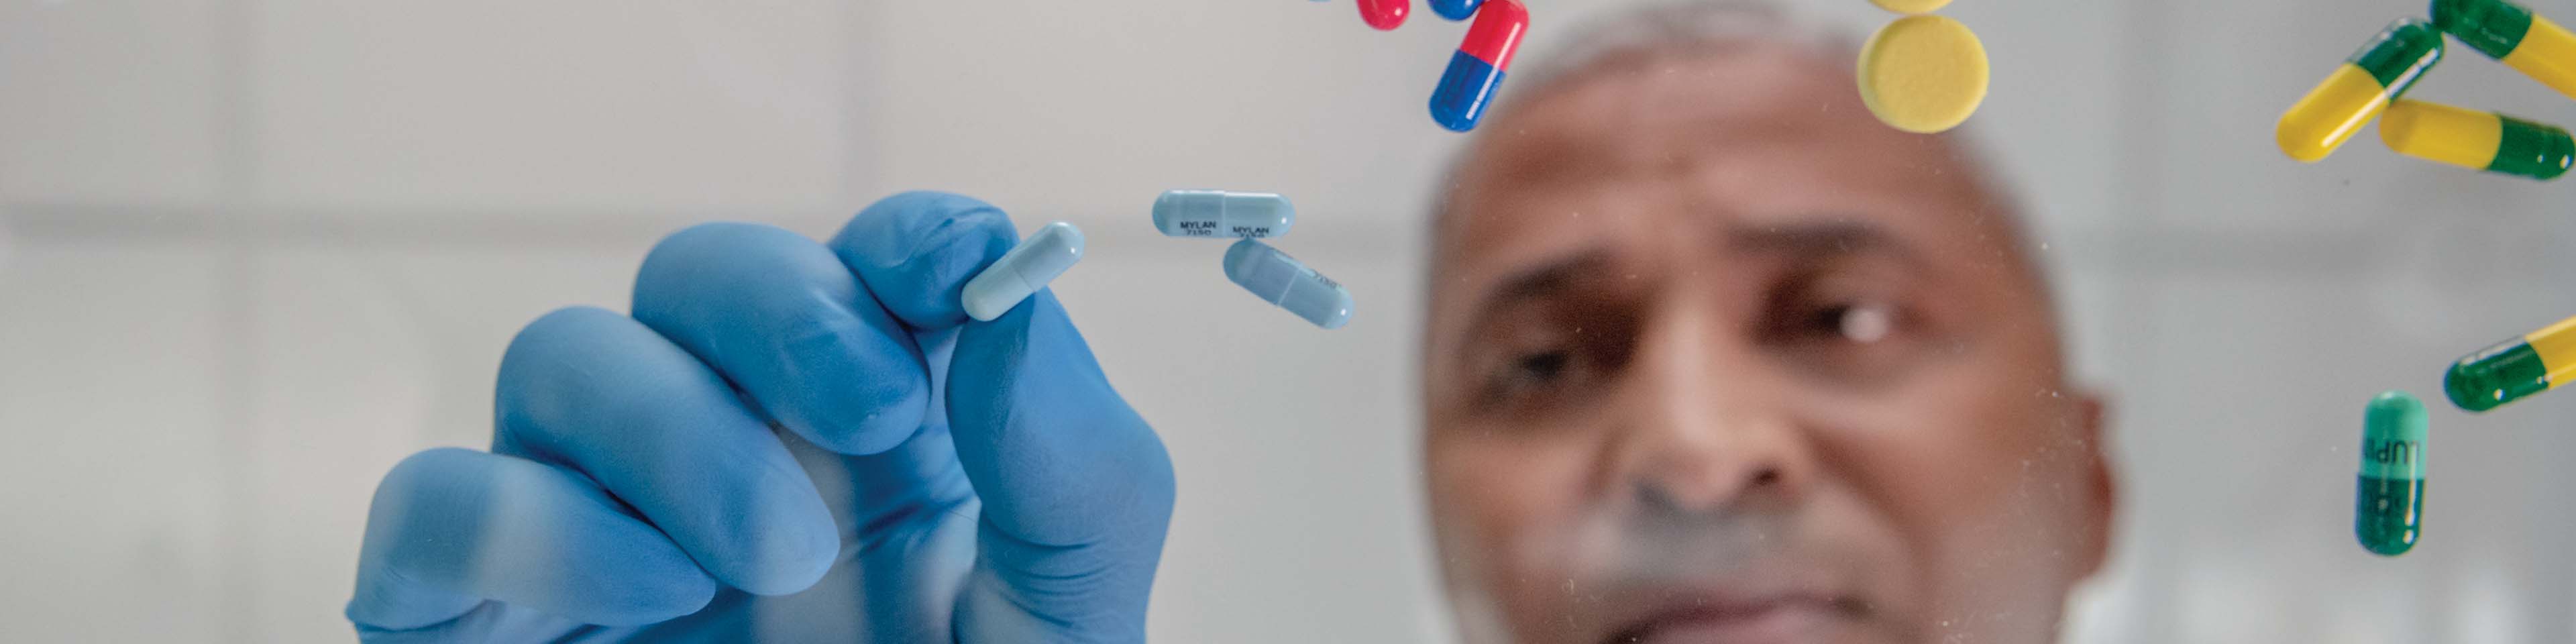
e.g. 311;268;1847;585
961;221;1084;321
1223;239;1352;329
1152;190;1295;238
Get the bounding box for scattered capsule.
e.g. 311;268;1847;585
1358;0;1407;31
1152;190;1295;238
2355;391;2428;557
961;221;1083;322
2379;99;2575;180
2445;313;2576;411
1224;239;1353;329
1429;0;1483;21
1429;0;1527;132
2432;0;2576;102
2276;19;2444;162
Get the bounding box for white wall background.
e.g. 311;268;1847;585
7;0;2576;641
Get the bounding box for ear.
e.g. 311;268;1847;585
2069;390;2116;581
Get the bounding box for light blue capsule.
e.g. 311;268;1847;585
961;221;1083;321
1224;239;1352;329
1152;190;1295;238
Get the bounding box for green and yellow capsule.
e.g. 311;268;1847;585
2379;99;2576;180
2356;390;2428;557
2433;0;2576;102
2447;314;2576;411
2277;19;2445;162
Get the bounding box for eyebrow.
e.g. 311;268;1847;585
1458;248;1618;337
1728;219;1930;269
1453;219;1929;337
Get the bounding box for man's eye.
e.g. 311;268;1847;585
1477;343;1597;411
1765;297;1924;386
1825;302;1894;343
1509;350;1571;387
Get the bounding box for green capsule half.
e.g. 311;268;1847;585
2447;337;2548;411
2433;0;2576;102
2356;391;2428;556
2445;315;2576;412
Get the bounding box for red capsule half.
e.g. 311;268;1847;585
1358;0;1408;30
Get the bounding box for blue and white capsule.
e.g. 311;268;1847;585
961;221;1083;321
1429;0;1527;131
1152;190;1295;238
1224;239;1353;329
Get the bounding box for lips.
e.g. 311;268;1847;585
1597;590;1872;644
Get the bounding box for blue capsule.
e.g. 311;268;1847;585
1428;0;1527;131
1223;239;1352;329
1152;190;1295;238
1430;0;1483;20
961;221;1083;321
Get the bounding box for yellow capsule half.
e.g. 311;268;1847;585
2379;99;2575;179
2278;19;2445;162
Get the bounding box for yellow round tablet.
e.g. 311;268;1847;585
1856;15;1990;134
1869;0;1952;14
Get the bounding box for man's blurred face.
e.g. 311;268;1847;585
1421;42;2114;644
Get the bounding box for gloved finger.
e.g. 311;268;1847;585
632;223;930;455
492;307;838;596
346;448;716;630
947;292;1177;642
828;191;1022;332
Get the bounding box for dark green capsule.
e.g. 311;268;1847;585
2489;114;2576;179
2445;337;2548;412
2433;0;2535;60
2351;19;2447;92
2356;391;2428;556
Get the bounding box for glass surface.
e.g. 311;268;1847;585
17;0;2576;642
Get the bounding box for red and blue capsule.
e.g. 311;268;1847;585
1429;0;1527;132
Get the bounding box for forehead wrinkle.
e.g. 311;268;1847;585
1427;35;2061;374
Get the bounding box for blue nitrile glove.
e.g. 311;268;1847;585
345;191;1176;642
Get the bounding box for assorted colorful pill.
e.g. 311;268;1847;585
1224;239;1355;329
2432;0;2576;101
2276;19;2445;163
1356;0;1407;31
1870;0;1952;14
1150;191;1353;329
1153;190;1297;238
1854;0;1987;132
2445;314;2576;412
1429;0;1527;132
961;222;1084;322
1428;0;1483;21
2378;99;2574;179
2355;391;2429;557
1856;15;1990;134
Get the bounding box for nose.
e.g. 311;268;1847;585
1606;317;1816;514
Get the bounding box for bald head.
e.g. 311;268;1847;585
1415;4;2112;643
1430;1;2037;301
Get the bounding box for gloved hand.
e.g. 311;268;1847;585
345;191;1176;642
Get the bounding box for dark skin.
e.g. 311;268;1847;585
1421;42;2116;644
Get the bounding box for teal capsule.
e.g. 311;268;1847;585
2355;390;2428;556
